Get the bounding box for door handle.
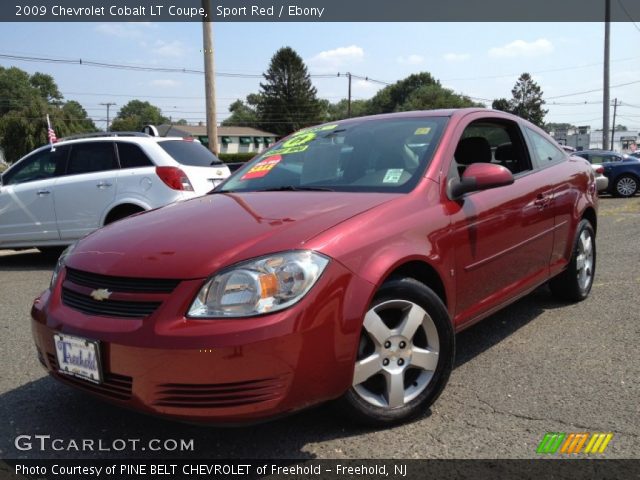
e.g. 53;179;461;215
36;189;50;196
96;182;113;188
534;194;550;209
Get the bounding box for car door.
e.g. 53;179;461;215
445;114;555;328
0;147;67;246
53;142;119;241
523;126;583;276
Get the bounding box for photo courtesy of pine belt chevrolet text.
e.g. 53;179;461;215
31;108;598;426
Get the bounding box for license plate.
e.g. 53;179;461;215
208;178;223;187
53;333;102;384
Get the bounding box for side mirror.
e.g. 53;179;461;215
449;163;514;200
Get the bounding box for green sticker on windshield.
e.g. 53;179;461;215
282;132;316;148
383;169;404;183
295;124;339;135
268;145;309;156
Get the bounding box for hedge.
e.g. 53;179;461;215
217;153;257;164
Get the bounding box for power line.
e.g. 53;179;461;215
616;0;640;34
441;57;639;82
0;53;335;79
547;79;640;100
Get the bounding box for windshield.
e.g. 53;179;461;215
218;117;447;193
159;140;223;166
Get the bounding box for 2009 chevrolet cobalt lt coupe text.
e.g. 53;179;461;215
32;109;598;426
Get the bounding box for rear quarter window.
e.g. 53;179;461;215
117;142;154;168
525;128;566;167
158;140;223;167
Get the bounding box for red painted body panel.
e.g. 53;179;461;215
65;192;396;279
31;108;598;423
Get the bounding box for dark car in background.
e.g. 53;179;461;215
573;149;640;197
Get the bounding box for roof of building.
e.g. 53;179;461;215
156;124;277;138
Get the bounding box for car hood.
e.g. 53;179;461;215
66;191;398;279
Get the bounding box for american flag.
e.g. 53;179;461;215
46;114;57;147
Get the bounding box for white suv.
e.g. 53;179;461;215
0;132;230;252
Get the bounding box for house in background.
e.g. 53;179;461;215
154;124;278;154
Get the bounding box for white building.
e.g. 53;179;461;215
156;124;277;154
588;130;638;153
552;127;638;153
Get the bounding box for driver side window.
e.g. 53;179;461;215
3;148;65;185
454;119;532;178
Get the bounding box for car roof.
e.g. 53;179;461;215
45;135;188;148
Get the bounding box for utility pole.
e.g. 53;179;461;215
100;102;116;132
202;0;218;155
347;72;352;118
603;0;611;150
611;98;618;151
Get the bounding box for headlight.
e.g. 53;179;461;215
188;250;329;318
50;243;76;289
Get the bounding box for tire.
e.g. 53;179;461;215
38;246;65;258
549;219;596;302
612;174;638;198
104;206;144;225
338;277;454;427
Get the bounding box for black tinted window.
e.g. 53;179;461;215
117;142;154;168
3;147;67;185
456;120;531;175
159;140;223;166
67;142;117;174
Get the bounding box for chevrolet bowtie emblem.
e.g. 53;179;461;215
90;288;112;302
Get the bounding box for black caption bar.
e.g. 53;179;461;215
1;0;640;22
2;459;639;480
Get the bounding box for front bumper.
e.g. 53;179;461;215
31;261;375;423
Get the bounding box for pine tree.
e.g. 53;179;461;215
257;47;322;136
496;73;547;127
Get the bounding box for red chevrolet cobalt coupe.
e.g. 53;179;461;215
32;109;598;426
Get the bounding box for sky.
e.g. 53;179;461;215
1;21;639;132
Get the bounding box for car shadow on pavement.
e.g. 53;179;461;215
454;285;569;368
0;375;362;460
0;250;57;272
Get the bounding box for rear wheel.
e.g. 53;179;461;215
613;174;638;198
104;205;144;225
549;219;596;301
38;247;65;258
339;277;454;426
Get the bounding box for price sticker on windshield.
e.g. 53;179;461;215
282;132;316;148
241;155;281;180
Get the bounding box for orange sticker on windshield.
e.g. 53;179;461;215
241;155;281;180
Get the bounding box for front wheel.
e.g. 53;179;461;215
338;277;454;426
549;219;596;301
613;174;638;198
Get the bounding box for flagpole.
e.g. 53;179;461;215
46;114;56;152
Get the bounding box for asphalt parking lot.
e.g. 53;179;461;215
0;197;638;460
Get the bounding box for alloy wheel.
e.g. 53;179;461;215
576;229;594;292
616;177;637;197
353;300;440;409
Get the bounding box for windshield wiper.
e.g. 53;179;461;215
258;185;335;192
